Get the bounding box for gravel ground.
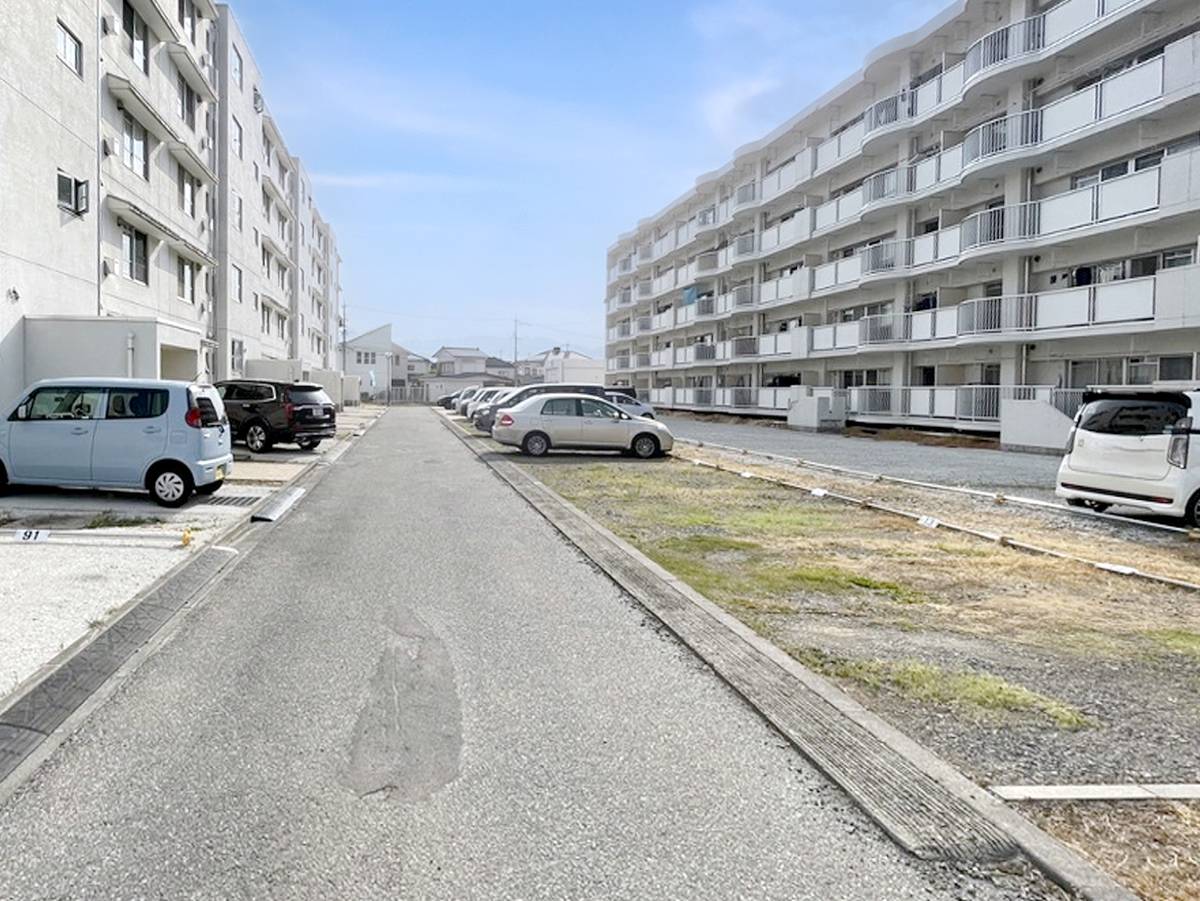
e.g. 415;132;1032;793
0;408;1056;900
661;415;1064;501
522;456;1200;789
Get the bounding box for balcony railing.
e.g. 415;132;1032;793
731;336;759;358
694;343;717;361
733;182;757;208
964;14;1046;80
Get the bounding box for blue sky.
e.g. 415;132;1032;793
233;0;949;360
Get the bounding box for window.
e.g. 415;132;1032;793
121;113;149;180
56;22;83;76
355;351;363;364
1162;247;1195;269
581;398;619;419
121;224;149;283
261;305;271;333
177;73;198;130
541;398;577;416
231;117;243;159
178;166;199;217
276;312;285;339
1160;356;1195;382
56;171;89;215
231;264;243;302
177;0;196;44
177;257;199;302
106;388;169;419
122;2;149;74
232;192;243;230
1078;398;1188;436
230;339;245;373
261;246;271;275
20;387;103;421
231;45;243;89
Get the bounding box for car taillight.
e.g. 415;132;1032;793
185;407;203;428
1064;426;1076;455
1168;417;1192;469
498;413;514;427
284;402;295;422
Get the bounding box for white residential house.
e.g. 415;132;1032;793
344;324;429;401
604;0;1200;450
543;348;603;384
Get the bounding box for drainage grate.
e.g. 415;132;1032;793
198;495;259;508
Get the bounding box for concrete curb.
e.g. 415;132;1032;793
0;411;384;803
438;412;1135;901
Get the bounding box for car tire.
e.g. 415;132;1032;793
632;433;660;459
297;438;321;451
147;463;193;508
0;460;8;495
245;421;271;453
1187;489;1200;528
522;432;551;457
194;481;223;496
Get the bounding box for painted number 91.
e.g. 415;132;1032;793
14;530;49;543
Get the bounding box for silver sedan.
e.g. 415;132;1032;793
492;393;674;458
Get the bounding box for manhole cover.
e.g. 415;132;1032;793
198;495;258;508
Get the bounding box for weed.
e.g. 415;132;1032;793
788;647;1092;730
84;511;158;529
1147;629;1200;659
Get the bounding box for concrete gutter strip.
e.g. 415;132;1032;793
440;415;1136;901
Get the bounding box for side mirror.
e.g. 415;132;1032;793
620;412;631;420
10;399;31;421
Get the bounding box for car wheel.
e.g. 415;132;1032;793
297;438;321;451
632;433;660;459
1187;490;1200;528
148;464;193;508
194;481;223;496
0;461;8;494
522;432;550;457
245;421;271;453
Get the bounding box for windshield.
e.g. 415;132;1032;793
1077;398;1189;436
288;386;333;406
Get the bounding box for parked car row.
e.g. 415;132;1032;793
0;377;339;508
441;382;672;459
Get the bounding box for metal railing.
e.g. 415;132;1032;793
734;182;757;207
694;343;717;361
963;109;1043;165
731;336;759;357
960;202;1040;249
732;284;757;308
964;14;1046;80
731;387;756;407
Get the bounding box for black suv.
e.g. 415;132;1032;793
215;380;337;452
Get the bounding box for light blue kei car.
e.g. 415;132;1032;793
0;378;234;507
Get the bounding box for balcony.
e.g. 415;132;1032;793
635;352;652;369
732;181;757;210
607;356;631;372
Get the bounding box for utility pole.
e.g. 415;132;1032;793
513;317;519;387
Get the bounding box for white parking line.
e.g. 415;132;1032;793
991;784;1200;801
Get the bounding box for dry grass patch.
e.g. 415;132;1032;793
1023;801;1200;900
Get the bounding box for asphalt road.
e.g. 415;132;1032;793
661;415;1063;501
0;408;1042;899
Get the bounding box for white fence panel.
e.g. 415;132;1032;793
1036;287;1090;328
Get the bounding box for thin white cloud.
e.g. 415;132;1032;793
310;171;506;192
699;75;781;146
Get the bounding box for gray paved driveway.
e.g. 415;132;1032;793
662;416;1062;501
0;409;1040;899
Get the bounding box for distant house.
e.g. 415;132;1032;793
543;347;603;384
344;324;428;401
423;346;514;400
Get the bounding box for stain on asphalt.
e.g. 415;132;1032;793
344;609;462;802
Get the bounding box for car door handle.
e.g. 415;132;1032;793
70;426;89;435
143;426;162;434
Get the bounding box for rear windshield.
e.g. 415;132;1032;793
288;386;333;405
1077;398;1188;436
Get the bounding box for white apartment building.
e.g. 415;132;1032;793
0;0;341;410
604;0;1200;449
